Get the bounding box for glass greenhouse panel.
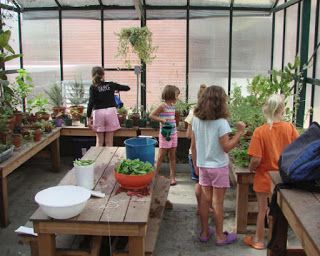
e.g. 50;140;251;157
2;10;19;71
190;0;230;7
21;12;60;96
307;0;318;77
59;0;100;7
146;0;187;6
146;17;186;107
233;0;276;8
105;71;138;109
15;0;57;8
62;10;101;81
284;4;299;65
104;19;140;69
1;0;15;6
231;12;272;94
147;9;187;20
101;0;133;6
189;11;229;100
273;10;284;70
317;5;320;79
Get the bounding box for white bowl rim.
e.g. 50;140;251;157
35;185;91;208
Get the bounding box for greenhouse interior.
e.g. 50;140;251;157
0;0;320;256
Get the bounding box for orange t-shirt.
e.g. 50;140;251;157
248;121;299;192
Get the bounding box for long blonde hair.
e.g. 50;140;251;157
91;66;104;86
263;94;285;127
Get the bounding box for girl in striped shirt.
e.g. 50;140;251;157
150;85;180;186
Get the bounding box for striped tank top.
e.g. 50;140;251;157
159;103;177;134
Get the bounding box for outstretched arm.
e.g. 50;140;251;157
111;82;130;91
219;121;246;153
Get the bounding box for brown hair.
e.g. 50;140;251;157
162;85;177;101
91;66;104;86
194;85;229;120
197;84;207;100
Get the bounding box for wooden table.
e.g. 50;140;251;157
268;172;320;256
31;147;160;256
60;126;138;137
231;164;257;233
0;128;61;227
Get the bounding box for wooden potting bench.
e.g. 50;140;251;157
268;172;320;256
30;146;170;256
0;128;61;227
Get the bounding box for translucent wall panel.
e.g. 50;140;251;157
62;11;101;81
273;10;284;70
104;71;137;109
104;20;140;69
189;12;229;102
284;5;298;65
16;0;57;8
21;12;60;96
146;0;187;5
234;0;276;8
146;18;186;108
190;0;230;7
231;13;272;94
3;10;19;73
317;5;320;79
307;0;317;77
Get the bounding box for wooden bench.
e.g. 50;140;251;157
0;128;61;227
18;222;102;256
267;172;320;256
230;164;258;233
112;175;171;256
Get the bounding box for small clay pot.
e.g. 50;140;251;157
12;134;22;149
33;129;42;142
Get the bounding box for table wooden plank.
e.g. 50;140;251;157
139;128;187;138
60;126;138;137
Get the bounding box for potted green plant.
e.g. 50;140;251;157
175;100;193;128
117;107;128;126
44;82;66;116
29;95;50;121
68;79;87;120
116;26;157;67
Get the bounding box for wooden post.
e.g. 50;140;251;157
37;233;56;256
0;176;8;227
235;182;249;233
128;236;145;256
50;138;60;172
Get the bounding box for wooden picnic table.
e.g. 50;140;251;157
0;128;61;227
268;172;320;256
31;146;164;256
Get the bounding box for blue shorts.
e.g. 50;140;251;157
188;154;199;182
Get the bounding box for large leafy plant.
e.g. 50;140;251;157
116;27;157;67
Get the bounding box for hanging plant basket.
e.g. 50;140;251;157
116;27;157;67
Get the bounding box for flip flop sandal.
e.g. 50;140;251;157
243;235;265;250
199;226;214;243
170;180;177;186
215;231;237;246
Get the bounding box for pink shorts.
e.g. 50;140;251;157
199;165;230;188
159;132;178;149
92;107;120;132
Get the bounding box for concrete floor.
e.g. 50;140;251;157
0;156;299;256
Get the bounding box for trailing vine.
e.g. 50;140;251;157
116;27;157;68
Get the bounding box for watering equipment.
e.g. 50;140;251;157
124;137;157;165
161;123;174;141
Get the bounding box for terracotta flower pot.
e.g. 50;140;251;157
33;129;42;142
12;134;22;149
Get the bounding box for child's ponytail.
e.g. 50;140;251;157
91;66;104;87
263;94;285;128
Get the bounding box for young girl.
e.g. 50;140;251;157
243;94;299;250
150;85;179;186
185;84;207;214
87;66;130;146
191;85;245;245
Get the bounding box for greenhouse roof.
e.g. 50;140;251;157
2;0;279;19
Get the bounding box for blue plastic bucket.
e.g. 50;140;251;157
124;137;157;165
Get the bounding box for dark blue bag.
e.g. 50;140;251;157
279;122;320;191
114;91;123;109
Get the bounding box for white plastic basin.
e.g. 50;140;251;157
35;185;91;219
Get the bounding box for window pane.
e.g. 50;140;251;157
62;10;101;80
231;13;272;94
273;10;284;70
146;17;186;109
21;12;60;96
104;19;140;69
189;11;229;101
284;4;298;65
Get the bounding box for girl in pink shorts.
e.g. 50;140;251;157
150;85;180;186
87;67;130;146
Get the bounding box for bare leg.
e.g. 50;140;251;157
156;148;167;174
168;148;177;184
200;186;212;237
255;192;269;244
195;183;201;213
104;131;114;147
96;132;104;146
212;187;226;241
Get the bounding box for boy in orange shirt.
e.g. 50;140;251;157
243;94;299;249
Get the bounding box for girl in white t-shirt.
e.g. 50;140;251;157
191;85;245;245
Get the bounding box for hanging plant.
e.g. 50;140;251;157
116;26;157;67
